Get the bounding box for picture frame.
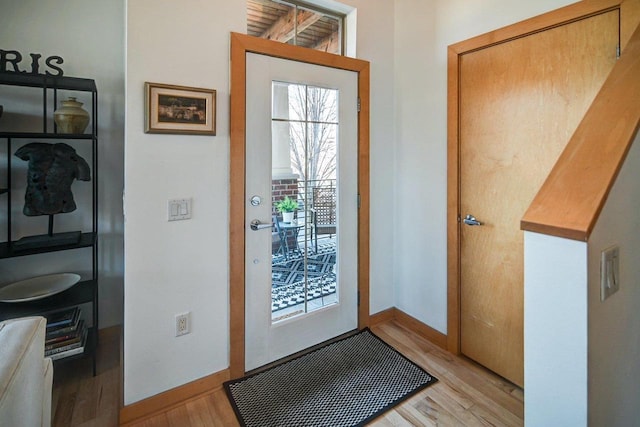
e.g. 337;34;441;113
144;82;216;135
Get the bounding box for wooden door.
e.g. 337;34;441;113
459;11;619;386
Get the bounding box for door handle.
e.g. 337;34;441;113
463;214;482;226
250;219;272;231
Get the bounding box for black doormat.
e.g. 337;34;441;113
224;329;437;427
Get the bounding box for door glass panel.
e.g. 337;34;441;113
271;81;339;322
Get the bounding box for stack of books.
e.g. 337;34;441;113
43;307;87;360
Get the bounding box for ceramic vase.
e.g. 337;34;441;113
54;97;90;134
282;211;294;223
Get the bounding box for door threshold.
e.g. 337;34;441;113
245;328;360;376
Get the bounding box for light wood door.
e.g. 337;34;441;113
459;10;619;386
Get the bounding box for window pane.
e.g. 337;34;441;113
247;0;343;55
246;0;294;39
270;80;339;322
306;86;338;124
297;11;341;55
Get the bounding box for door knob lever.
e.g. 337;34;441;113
463;214;482;226
250;219;272;231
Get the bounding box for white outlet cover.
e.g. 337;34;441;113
175;312;191;336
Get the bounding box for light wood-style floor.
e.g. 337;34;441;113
52;321;523;426
52;325;121;426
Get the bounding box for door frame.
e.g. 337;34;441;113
229;32;370;378
447;0;628;354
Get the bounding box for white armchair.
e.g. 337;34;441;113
0;316;53;427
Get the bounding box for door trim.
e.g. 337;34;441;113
229;32;370;378
446;0;626;354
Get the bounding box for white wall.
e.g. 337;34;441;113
391;0;575;333
343;0;396;313
393;0;447;331
124;0;244;404
0;0;125;328
588;132;640;426
524;232;588;426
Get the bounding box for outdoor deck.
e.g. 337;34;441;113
271;235;337;320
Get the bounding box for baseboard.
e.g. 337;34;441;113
370;307;448;350
119;368;229;425
369;307;395;326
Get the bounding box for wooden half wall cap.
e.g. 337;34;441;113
521;22;640;241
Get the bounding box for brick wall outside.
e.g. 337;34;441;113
271;178;299;218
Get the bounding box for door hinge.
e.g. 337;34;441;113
357;97;361;112
357;193;361;208
616;44;621;59
357;291;360;306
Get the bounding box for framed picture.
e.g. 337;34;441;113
145;82;216;135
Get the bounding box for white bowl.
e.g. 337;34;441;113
0;273;81;303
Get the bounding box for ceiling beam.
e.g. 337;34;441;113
312;32;340;53
260;8;323;43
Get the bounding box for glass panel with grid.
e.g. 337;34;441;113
271;81;339;322
247;0;343;55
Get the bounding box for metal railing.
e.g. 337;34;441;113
296;178;335;211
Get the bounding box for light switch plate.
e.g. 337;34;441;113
168;198;192;221
600;245;620;301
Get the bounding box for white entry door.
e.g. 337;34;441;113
245;52;358;370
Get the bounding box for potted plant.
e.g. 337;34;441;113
275;196;297;223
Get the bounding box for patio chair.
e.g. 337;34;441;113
273;215;286;258
311;186;336;253
273;215;303;260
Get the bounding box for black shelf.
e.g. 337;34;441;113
0;72;97;91
0;279;96;321
0;72;99;375
0;232;96;259
0;132;95;139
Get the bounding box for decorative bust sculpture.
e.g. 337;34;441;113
15;142;90;216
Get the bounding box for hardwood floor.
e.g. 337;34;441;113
370;322;523;426
52;325;121;427
53;321;523;426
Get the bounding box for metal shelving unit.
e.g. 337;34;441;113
0;71;99;375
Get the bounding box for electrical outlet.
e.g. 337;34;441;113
175;312;190;336
601;246;620;301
